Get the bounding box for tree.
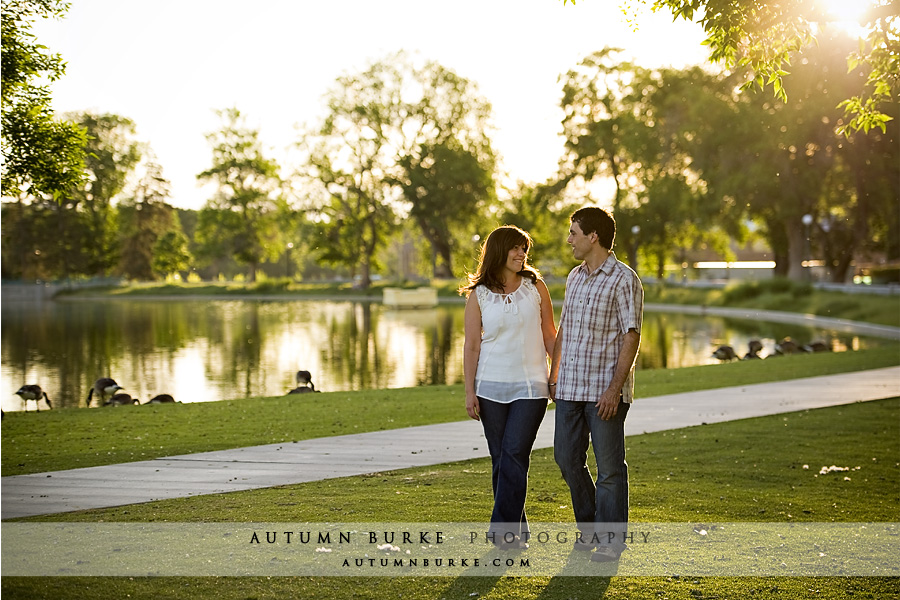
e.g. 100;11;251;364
1;0;86;199
117;161;179;280
395;60;497;278
557;48;638;212
152;230;193;279
565;0;898;134
302;54;499;285
727;33;894;281
66;112;143;276
301;59;406;288
556;50;736;276
197;108;283;282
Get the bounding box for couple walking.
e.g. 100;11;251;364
461;206;644;563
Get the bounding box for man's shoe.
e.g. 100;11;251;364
589;546;621;563
573;540;595;552
493;535;528;550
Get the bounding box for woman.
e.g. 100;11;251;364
460;225;557;548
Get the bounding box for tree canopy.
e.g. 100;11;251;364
1;0;86;199
564;0;898;133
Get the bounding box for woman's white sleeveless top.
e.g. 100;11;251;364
474;278;550;403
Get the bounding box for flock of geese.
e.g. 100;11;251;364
712;337;831;362
13;370;320;412
14;378;178;411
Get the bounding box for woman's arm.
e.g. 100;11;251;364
535;279;557;358
463;292;483;421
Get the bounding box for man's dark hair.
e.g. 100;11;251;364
571;207;615;249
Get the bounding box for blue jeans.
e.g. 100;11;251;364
479;397;547;537
554;398;630;549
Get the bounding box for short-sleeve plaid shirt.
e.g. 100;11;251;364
556;251;644;404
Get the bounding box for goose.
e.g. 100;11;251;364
803;340;830;353
712;345;738;362
774;338;804;355
15;384;52;411
87;378;123;405
104;392;138;406
742;340;764;360
146;394;177;404
289;370;319;394
296;370;314;386
287;385;317;395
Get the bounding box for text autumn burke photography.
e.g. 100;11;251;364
247;528;651;546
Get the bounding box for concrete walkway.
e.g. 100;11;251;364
3;366;898;520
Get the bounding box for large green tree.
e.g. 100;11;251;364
1;0;86;199
68;112;143;276
302;54;500;286
197;108;284;282
395;60;496;278
301;57;407;287
574;0;898;133
711;32;897;281
556;49;736;276
116;161;182;280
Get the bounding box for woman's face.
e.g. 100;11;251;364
504;243;528;274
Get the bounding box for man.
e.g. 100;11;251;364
549;206;644;563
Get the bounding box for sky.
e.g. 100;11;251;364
32;0;713;210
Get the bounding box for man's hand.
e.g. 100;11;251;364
594;388;620;420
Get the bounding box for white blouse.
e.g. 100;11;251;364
474;277;550;403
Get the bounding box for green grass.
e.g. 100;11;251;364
3;292;899;599
4;399;898;599
3;345;898;476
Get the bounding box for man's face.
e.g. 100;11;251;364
567;221;593;261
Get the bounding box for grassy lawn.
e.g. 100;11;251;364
3;399;898;598
3;292;899;599
3;345;899;476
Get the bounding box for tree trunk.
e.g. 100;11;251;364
786;221;808;282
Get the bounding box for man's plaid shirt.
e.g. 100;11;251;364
556;251;644;404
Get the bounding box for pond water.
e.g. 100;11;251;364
1;298;871;412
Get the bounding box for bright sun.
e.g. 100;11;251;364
818;0;874;35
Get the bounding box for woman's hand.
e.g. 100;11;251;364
466;394;481;421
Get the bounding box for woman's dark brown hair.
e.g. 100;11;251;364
459;225;541;295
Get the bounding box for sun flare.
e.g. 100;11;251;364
818;0;874;34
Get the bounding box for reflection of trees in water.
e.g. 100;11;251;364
0;301;880;411
323;303;394;391
421;310;456;386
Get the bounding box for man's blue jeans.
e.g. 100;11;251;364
479;397;547;537
554;398;630;549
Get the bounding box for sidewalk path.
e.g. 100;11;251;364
2;367;898;520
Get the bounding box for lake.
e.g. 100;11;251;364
1;298;870;411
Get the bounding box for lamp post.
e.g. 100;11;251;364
801;214;813;282
285;242;294;279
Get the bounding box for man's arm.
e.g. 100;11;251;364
595;329;640;420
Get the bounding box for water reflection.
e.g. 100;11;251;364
1;299;872;411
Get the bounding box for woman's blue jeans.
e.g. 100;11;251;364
478;397;547;538
553;398;630;549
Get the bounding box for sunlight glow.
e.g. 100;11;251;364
818;0;874;37
820;0;871;24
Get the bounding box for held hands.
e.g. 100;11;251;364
466;393;481;421
594;388;620;421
